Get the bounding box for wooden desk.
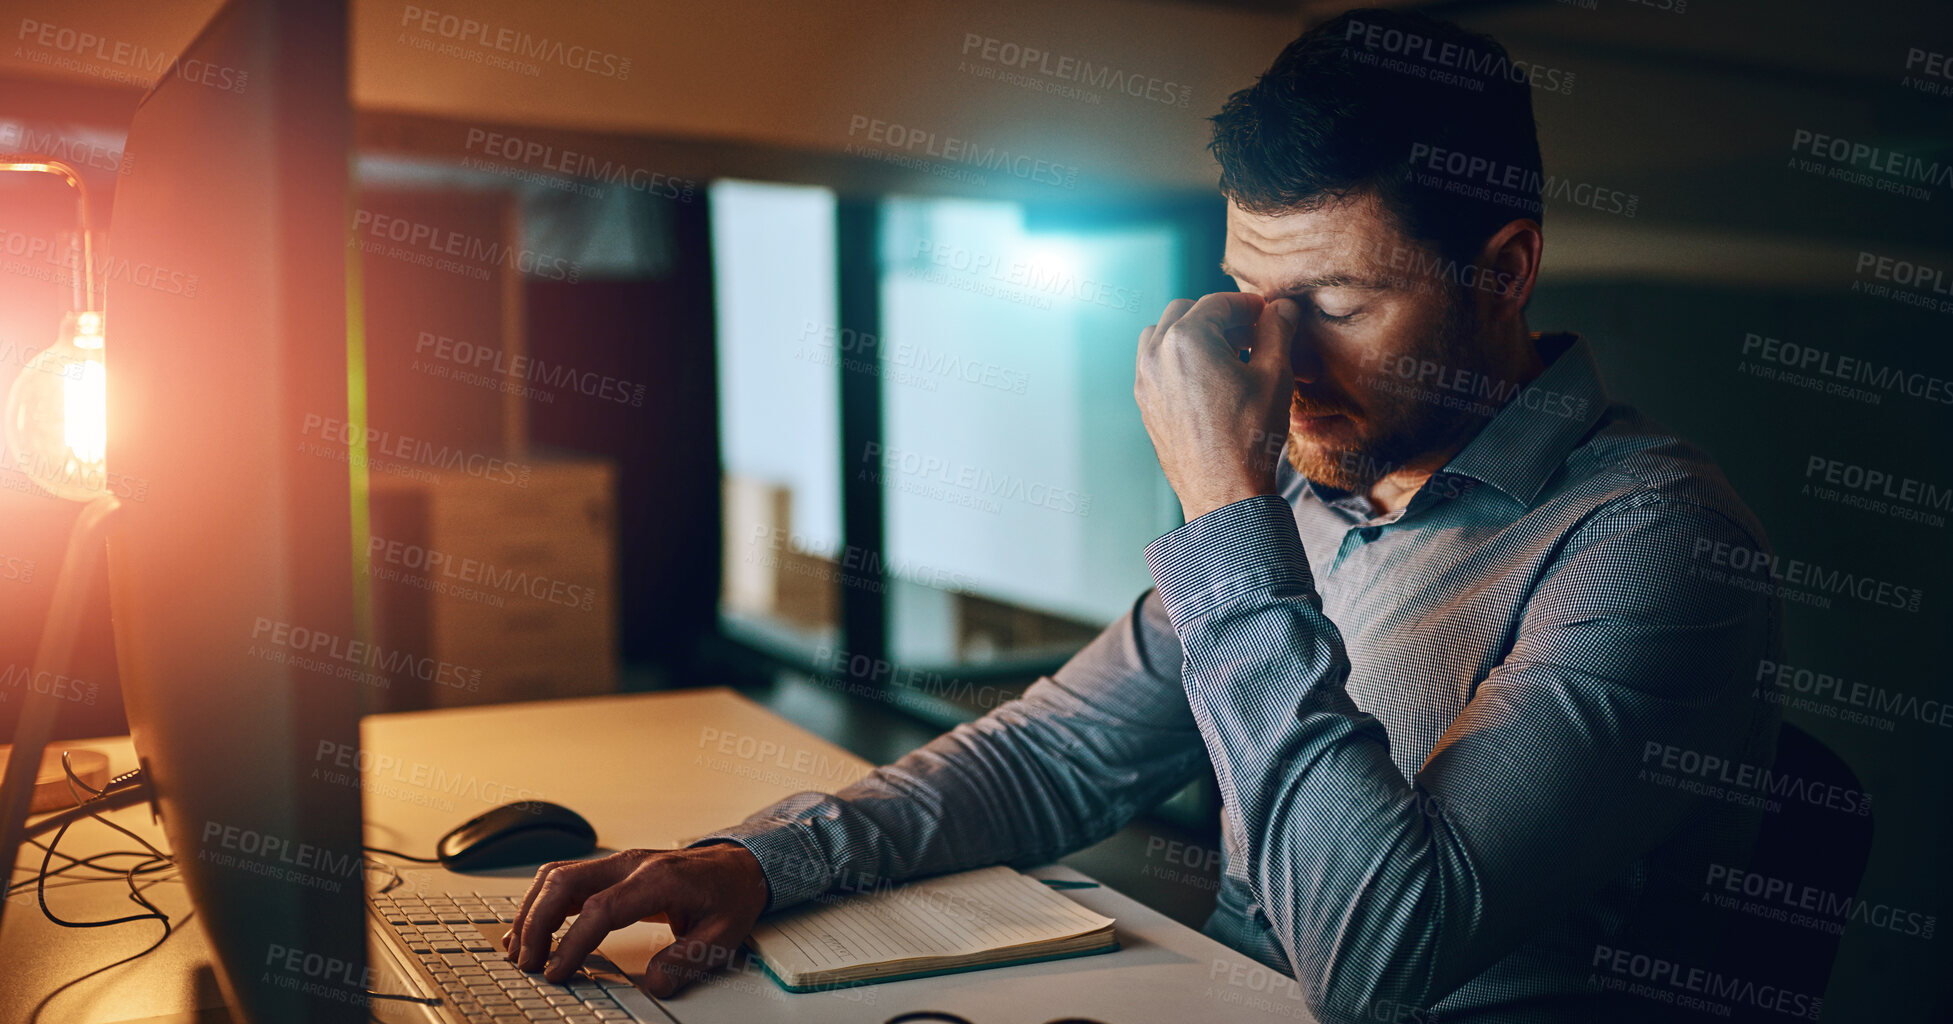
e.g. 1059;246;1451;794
4;688;867;1023
354;687;873;855
5;688;1309;1024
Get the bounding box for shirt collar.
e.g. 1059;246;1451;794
1441;331;1608;507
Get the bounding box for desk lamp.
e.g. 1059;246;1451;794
0;157;135;932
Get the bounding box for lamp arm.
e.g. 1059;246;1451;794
0;157;97;310
0;494;122;938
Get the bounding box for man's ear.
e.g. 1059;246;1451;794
1476;219;1543;323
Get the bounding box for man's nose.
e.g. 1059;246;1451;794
1289;330;1324;385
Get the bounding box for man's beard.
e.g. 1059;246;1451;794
1285;286;1489;493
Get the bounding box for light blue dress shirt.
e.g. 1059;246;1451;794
702;333;1783;1022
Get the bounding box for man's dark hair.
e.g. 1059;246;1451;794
1210;8;1544;266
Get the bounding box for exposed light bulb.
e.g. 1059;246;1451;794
5;310;110;501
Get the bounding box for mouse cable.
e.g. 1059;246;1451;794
362;845;441;864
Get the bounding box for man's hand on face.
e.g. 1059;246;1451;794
1135;293;1299;523
503;842;771;999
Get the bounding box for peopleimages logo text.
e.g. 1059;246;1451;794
461;129;694;201
845;116;1080;189
1704;863;1936;939
1740;333;1953;404
1642;741;1871;815
1791;129;1953;188
1691;538;1924;613
397;5;631;79
250;617;484;693
1344;17;1574;94
959;33;1192;107
350;209;579;282
415;331;646;406
300;414;531;486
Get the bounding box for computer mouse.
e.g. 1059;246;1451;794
436;800;598;872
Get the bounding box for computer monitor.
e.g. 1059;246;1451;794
2;1;368;1020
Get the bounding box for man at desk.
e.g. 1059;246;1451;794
507;10;1780;1022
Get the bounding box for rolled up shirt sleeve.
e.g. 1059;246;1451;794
694;585;1212;913
1144;492;1773;1018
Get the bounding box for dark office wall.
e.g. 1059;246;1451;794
524;199;721;671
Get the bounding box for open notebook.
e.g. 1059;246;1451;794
744;866;1118;992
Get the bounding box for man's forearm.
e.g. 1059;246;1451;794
1146;496;1473;1010
696;623;1209;912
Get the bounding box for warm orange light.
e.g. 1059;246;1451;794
5;310;110;501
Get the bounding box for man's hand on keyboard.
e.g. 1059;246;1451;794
505;843;771;998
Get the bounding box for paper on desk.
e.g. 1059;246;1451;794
747;865;1115;977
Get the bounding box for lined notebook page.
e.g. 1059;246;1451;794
749;866;1114;976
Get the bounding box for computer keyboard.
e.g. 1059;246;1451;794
370;890;641;1023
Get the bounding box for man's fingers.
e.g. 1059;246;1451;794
642;916;751;999
543;874;660;983
1251;297;1299;373
1164;292;1264;354
507;860;572;962
512;855;636;972
1143;298;1197;354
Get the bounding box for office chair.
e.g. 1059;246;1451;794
1718;721;1875;1022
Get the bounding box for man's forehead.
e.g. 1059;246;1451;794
1222;196;1400;288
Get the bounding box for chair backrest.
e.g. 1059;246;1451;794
1719;721;1875;1020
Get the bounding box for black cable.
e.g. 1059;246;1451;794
8;847;173;895
117;853;173;922
62;753;169;862
18;758;185;1024
32;755;174;936
365;991;442;1004
24;755;450;1009
26;908;193;1024
18;836;124;875
65;764;104;796
362;845;441;864
36;816;171;931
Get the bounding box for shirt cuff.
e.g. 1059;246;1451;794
1144;494;1315;627
688;818;834;913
